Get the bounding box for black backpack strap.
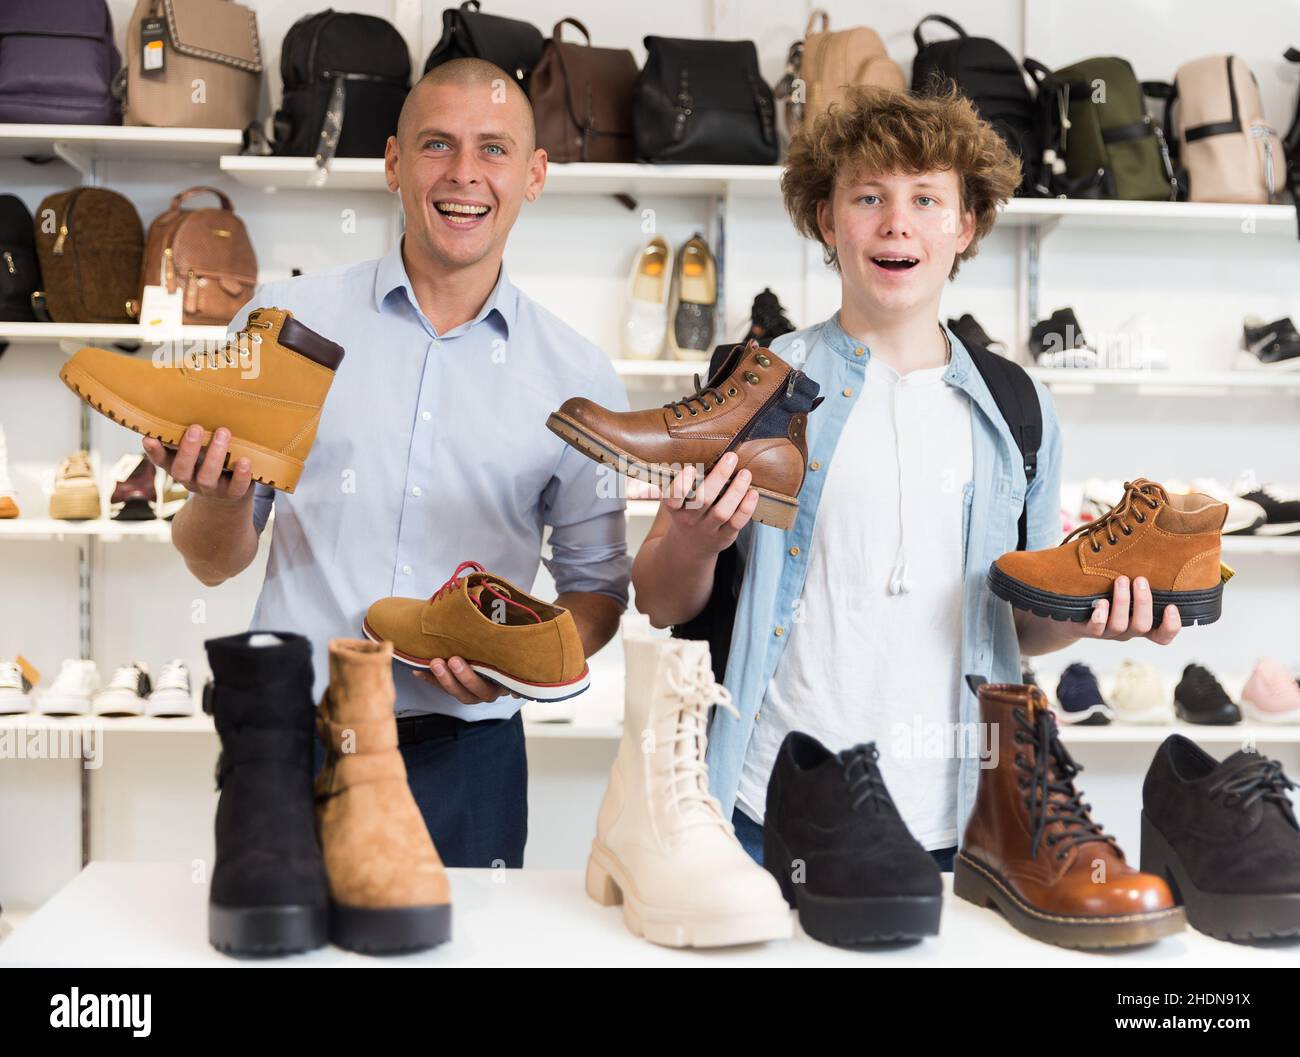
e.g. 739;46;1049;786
965;343;1042;551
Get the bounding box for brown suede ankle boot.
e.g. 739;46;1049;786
954;681;1184;948
315;638;451;953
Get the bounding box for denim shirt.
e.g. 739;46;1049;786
706;313;1062;842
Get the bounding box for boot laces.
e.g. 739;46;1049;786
196;318;272;369
1014;704;1116;860
1063;478;1165;553
1209;757;1298;829
839;744;894;811
661;652;738;831
665;374;727;420
429;560;541;623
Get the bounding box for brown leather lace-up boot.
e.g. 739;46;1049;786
955;681;1184;948
989;478;1228;626
546;341;822;530
59;307;343;493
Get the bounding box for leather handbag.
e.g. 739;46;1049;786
798;9;906;128
423;1;544;91
32;188;144;324
0;0;122;124
0;195;41;323
532;19;638;163
138;187;257;325
120;0;263;130
634;37;778;165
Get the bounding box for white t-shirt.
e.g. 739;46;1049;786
735;356;974;850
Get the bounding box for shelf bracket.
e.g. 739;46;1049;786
51;140;94;180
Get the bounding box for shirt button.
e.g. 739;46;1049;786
854;346;864;357
421;411;431;422
789;546;800;557
842;387;854;397
810;461;821;471
774;626;784;637
402;564;412;575
755;711;762;723
411;486;422;497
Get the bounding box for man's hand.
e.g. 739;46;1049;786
1081;575;1181;644
143;424;253;504
412;657;507;704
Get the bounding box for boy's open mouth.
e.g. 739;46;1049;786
871;256;919;271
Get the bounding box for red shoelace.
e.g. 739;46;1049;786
429;560;542;624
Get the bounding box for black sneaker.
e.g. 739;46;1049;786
763;733;942;947
1173;664;1241;725
1239;484;1300;536
1029;307;1097;368
947;313;1007;356
1240;316;1300;368
1142;735;1300;940
1054;662;1113;725
744;287;795;345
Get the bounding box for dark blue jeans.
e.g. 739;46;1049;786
314;711;528;868
732;808;956;872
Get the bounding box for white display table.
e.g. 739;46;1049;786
1;863;1294;967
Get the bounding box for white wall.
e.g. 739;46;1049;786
2;0;1299;909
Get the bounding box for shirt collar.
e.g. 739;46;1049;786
372;238;517;338
820;310;973;384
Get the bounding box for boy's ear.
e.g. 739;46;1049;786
816;198;835;251
955;207;977;255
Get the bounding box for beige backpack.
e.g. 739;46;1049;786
1169;54;1283;203
798;9;906;127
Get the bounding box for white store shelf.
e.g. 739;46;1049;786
0;125;243;171
1029;367;1300;392
0;322;227;347
0;518;172;542
219;155;388;191
1061;722;1300;745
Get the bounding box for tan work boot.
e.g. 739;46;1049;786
989;478;1228;626
315;638;451;953
586;637;792;947
954;681;1184;949
58;307;344;493
49;451;101;520
547;341;822;530
363;560;590;702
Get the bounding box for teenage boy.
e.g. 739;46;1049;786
147;60;631;868
632;88;1182;869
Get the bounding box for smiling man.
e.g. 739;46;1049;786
632;86;1183;870
153;59;630;868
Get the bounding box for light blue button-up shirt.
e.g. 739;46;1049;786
226;241;631;719
706;313;1062;842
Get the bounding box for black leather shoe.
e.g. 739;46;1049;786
1173;663;1241;725
763;733;942;947
1241;316;1300;367
1142;735;1300;940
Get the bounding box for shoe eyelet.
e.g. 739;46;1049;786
744;372;760;385
1091;543;1101;553
701;403;711;412
715;396;725;406
688;408;698;416
1121;525;1132;535
673;411;683;420
1107;536;1117;546
1136;512;1146;523
728;387;738;396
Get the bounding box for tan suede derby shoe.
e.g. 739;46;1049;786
989;478;1228;626
58;307;343;493
363;560;590;702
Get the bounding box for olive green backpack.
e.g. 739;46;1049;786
1053;56;1176;200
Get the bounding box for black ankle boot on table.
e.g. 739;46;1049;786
205;631;330;956
763;733;942;947
1142;734;1300;941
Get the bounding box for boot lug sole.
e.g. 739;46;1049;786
59;360;305;493
329;901;452;954
1140;812;1300;941
953;851;1185;949
545;412;800;531
987;562;1224;627
209;902;329;956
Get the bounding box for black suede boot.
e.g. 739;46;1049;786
763;733;942;947
1142;734;1300;941
205;631;329;955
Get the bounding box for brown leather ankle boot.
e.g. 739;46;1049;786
315;638;451;953
546;340;822;530
954;680;1184;948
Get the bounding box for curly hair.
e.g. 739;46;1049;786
781;85;1022;278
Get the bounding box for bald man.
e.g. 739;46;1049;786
153;59;631;867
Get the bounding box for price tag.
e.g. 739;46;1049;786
139;284;183;332
141;17;166;74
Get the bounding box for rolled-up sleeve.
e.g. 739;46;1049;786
540;363;631;607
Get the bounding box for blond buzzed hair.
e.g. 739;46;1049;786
397;58;536;150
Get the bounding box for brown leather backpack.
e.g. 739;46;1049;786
798;9;906;128
32;187;144;324
532;18;638;163
137;186;257;325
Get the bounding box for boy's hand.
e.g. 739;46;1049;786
639;452;758;557
1080;575;1181;645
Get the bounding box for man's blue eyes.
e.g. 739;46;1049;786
424;141;505;156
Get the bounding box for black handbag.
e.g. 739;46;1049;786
271;9;410;164
0;194;40;323
634;37;777;165
423;1;544;92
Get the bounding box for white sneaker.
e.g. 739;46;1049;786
1035;347;1099;369
39;659;100;716
621;236;673;360
0;423;18;519
586;637;792;947
146;659;194;717
1094;314;1170;370
1109;661;1172;724
0;660;32;714
93;662;150;717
